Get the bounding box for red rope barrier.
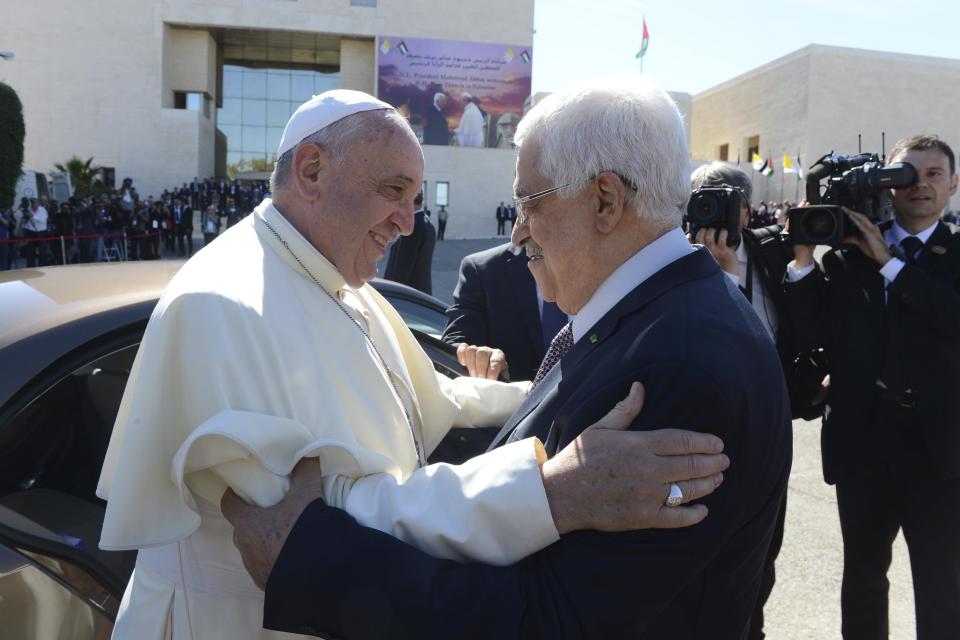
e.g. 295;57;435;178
0;231;161;245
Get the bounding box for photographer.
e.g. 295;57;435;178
688;162;793;640
784;134;960;638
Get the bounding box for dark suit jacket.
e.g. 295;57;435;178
442;243;546;382
423;106;449;146
383;211;436;295
782;220;960;483
263;248;792;639
174;206;193;232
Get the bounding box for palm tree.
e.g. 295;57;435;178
53;156;104;197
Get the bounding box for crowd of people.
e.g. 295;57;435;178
0;176;271;270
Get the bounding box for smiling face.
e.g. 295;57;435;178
890;148;958;229
511;144;599;313
305;123;424;287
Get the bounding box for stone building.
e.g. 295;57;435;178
2;0;534;237
689;44;960;209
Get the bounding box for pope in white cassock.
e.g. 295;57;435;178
455;92;485;148
96;92;559;639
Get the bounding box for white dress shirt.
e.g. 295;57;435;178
24;205;48;232
572;226;695;343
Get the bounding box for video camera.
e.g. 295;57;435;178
685;185;744;248
788;152;917;246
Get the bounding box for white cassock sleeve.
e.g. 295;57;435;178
323;438;558;566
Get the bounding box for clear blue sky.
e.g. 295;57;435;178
532;0;960;95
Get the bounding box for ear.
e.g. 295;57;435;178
291;143;331;202
949;172;959;198
594;171;627;235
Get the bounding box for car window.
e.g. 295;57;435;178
0;542;115;639
382;296;448;339
0;343;141;598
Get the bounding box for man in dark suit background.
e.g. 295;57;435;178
224;77;791;639
172;197;193;257
422;92;449;146
383;192;436;295
784;134;960;639
443;242;568;383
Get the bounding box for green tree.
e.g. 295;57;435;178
53;156;105;197
0;82;25;210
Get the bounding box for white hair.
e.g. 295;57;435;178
271;109;414;193
433;92;446;107
513;75;690;228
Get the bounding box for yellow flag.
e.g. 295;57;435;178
783;152;797;173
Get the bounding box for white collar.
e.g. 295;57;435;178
572;226;694;343
886;219;939;246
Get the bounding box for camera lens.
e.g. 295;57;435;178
688;193;719;224
801;209;837;242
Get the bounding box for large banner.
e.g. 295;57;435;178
377;36;533;149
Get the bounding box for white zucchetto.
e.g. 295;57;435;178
277;89;393;158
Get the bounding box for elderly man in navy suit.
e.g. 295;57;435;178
224;76;792;639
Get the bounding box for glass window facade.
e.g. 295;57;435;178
219;64;340;173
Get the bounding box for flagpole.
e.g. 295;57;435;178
780;148;785;202
798;149;803;203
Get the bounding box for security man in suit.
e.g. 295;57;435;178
784;134;960;639
172;197;193;257
443;242;568;383
383;192;436;295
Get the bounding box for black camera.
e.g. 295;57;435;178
788;152;917;246
686;186;744;248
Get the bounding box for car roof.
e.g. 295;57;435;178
0;261;447;412
0;261;186;351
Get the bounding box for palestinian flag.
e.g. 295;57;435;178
635;18;650;59
752;152;765;172
762;156;775;177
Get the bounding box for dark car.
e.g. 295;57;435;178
0;261;467;638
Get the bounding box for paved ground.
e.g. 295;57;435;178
411;238;918;639
377;235;511;304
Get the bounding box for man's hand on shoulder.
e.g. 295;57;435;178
457;343;509;380
221;458;326;590
542;382;729;534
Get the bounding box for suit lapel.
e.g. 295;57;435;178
915;221;954;275
487;248;721;452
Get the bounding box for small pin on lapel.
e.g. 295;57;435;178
589;334;598;343
931;245;947;255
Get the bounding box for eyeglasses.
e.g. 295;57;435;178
512;183;572;225
511;173;637;225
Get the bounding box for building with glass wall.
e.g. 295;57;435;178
3;0;535;236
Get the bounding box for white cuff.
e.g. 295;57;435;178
342;437;558;565
724;270;740;285
879;257;906;285
785;260;815;282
